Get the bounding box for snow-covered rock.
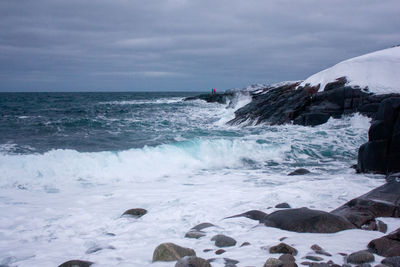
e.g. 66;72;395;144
300;46;400;94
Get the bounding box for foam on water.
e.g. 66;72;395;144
0;93;389;267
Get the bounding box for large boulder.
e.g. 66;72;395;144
331;179;400;228
262;207;355;233
153;243;196;262
358;97;400;174
368;227;400;257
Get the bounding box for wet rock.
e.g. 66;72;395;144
280;237;288;241
224;258;239;267
184;93;234;104
264;258;283;267
240;242;250;247
269;243;298;256
288;169;311;176
276;203;291;208
331;180;400;228
309;263;330;267
58;260;93;267
279;254;296;263
381;256;400;267
263;207;355;233
175;256;211;267
185;230;206;239
203;249;213;253
346;250;374;264
305;256;324;262
360;264;372;267
368;227;400;257
152;243;196;262
191;223;215;231
378;220;388;233
311;244;332;257
216;249;226;255
211;234;237;247
121;208;147;218
225;210;268;222
358;97;400;174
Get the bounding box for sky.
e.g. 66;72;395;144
0;0;399;92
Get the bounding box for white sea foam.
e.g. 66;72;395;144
0;109;389;267
99;98;184;105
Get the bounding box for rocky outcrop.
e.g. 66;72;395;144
331;178;400;228
368;227;400;257
184;93;234;104
228;78;399;127
262;207;355;233
357;97;400;174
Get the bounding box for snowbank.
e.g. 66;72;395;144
301;46;400;94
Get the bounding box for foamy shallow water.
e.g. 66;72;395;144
0;93;393;266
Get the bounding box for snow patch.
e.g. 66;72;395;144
301;46;400;94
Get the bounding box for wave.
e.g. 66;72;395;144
99;97;183;105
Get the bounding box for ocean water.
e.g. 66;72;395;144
0;92;392;266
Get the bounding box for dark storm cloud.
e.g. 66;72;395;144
0;0;399;91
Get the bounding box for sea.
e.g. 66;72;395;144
0;92;395;267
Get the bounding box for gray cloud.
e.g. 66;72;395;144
0;0;399;91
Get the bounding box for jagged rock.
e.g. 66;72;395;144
263;207;355;233
331;180;400;228
368;227;400;257
152;243;196;262
211;234;237;247
264;258;284;267
58;260;93;267
378;220;388;233
275;203;291;208
175;256;211;267
288;169;311;176
381;256;400;267
184;93;234;104
346;250;374;264
269;243;298;255
225;210;267;222
121;208;147;218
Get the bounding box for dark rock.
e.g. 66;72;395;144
377;220;388;233
122;208;147;218
184;93;234;104
211;234;237;247
225;210;267;222
346;250;374;264
269;243;298;255
276;203;291;208
280;237;288;241
331;180;400;228
375;264;391;267
185;230;206;239
58;260;93;267
368;227;400;257
175;256;211;267
264;258;284;267
301;262;312;265
263;207;355;233
86;245;115;254
240;242;250;247
324;77;347;91
152;243;196;262
216;249;226;255
288;169;311;176
191;223;215;231
203;249;213;253
309;263;329;267
295;113;331;126
279;254;296;263
360;264;372;267
381;256;400;267
224;258;239;266
305;256;324;262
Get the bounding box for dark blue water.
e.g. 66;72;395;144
0;92;204;153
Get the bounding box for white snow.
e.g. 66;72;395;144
301;46;400;94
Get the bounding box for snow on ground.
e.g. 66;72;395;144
300;46;400;94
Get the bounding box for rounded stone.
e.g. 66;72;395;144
346;250;375;264
121;208;147;218
269;243;298;256
152;242;196;262
175;256;211;267
211;234;237;248
264;258;283;267
58;260;93;267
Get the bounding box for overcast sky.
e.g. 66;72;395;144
0;0;399;92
